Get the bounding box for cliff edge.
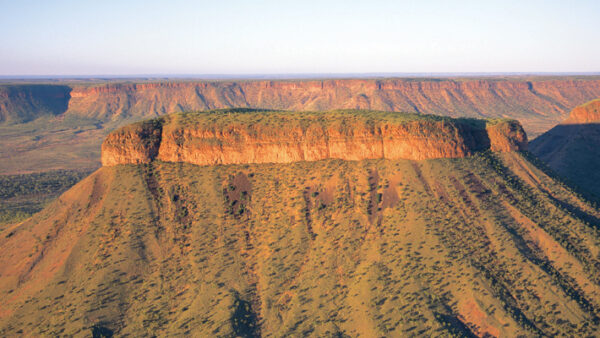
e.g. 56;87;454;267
562;99;600;124
101;110;527;166
64;78;600;136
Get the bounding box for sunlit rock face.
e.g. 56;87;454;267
563;99;600;124
101;111;527;167
63;78;600;136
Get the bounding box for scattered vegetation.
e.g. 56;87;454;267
163;108;500;132
2;151;600;336
0;169;92;226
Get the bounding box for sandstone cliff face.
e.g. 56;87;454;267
563;99;600;124
65;78;600;136
486;120;528;152
3;78;600;135
101;111;527;167
157;120;473;165
101;119;162;166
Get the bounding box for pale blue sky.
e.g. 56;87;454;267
1;0;599;75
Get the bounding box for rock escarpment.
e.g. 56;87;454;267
486;120;528;152
101;110;527;166
4;77;600;136
101;119;162;165
1;77;596;173
562;99;600;124
62;77;600;135
65;78;600;136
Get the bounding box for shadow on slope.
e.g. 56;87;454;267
530;123;600;199
0;85;71;124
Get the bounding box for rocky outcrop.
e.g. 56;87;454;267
101;111;527;166
101;119;162;166
486;120;528;152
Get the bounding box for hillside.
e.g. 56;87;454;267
530;99;600;197
2;111;600;336
1;76;600;174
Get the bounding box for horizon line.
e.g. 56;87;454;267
1;71;600;81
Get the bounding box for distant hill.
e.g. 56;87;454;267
2;111;600;336
530;99;600;197
1;77;600;174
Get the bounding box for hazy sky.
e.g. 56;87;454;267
1;0;599;75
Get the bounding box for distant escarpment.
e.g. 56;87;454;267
101;110;527;166
3;78;600;136
530;99;600;197
2;77;597;173
65;78;600;136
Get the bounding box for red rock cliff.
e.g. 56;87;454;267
486;120;528;152
562;99;600;124
101;120;162;165
67;78;600;136
101;111;527;166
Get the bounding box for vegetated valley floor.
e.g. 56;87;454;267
2;152;600;336
0;169;92;227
